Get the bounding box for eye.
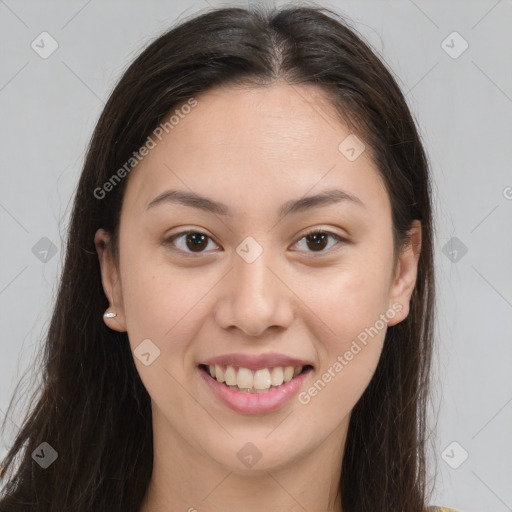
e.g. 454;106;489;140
292;229;346;254
165;230;220;255
165;228;346;257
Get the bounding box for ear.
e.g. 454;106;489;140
387;220;422;327
94;228;127;332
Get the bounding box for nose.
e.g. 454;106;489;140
213;246;294;337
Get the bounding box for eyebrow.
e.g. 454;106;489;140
146;188;365;219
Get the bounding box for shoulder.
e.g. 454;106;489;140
428;507;460;512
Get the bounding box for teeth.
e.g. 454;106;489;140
270;366;283;386
237;367;253;389
253;368;272;390
206;364;305;391
224;365;237;385
215;365;225;383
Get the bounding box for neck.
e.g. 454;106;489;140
139;408;348;512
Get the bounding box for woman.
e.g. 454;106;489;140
0;4;449;511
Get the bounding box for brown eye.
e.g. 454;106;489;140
166;231;219;254
294;230;345;253
185;232;208;252
305;232;328;251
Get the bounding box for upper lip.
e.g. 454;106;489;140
200;352;314;370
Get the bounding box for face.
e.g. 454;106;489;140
95;82;420;475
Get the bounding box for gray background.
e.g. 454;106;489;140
1;0;511;510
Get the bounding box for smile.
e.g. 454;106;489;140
201;364;311;392
198;364;313;414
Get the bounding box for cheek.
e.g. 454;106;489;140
119;241;199;347
308;249;394;340
298;267;391;418
300;240;394;389
118;247;209;402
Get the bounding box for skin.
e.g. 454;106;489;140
95;82;421;512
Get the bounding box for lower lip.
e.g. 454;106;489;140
198;366;313;414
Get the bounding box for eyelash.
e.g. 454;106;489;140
164;228;346;257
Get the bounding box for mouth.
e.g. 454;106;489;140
198;363;313;393
198;362;314;414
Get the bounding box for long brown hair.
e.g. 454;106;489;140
0;4;436;511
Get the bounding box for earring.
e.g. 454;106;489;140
103;311;117;319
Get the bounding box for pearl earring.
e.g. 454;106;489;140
103;311;117;319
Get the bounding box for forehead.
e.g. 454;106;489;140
122;82;389;217
164;82;352;161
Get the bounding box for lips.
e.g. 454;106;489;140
197;352;315;413
199;352;314;370
198;363;313;413
199;363;310;391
